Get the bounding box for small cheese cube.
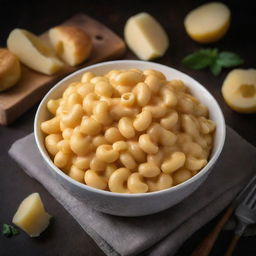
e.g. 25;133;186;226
12;193;51;237
124;12;169;60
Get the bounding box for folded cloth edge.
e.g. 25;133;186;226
8;144;249;256
8;127;256;256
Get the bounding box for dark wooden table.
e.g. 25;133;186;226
1;0;256;255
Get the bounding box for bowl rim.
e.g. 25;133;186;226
34;60;226;198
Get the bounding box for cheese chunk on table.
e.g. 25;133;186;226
124;12;169;60
12;193;51;237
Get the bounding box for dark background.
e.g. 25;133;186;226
0;0;256;255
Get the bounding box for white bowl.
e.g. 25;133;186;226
34;60;225;216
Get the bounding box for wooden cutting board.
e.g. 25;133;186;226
0;13;126;125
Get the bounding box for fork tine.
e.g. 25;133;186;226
248;189;256;207
249;189;256;209
237;175;256;203
244;184;256;207
251;194;256;209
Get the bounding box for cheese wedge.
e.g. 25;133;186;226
124;13;169;60
7;29;63;75
12;193;51;237
222;69;256;113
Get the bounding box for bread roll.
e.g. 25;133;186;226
0;48;21;92
49;26;92;66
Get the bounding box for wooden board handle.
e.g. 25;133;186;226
224;234;241;256
0;13;126;125
191;206;234;256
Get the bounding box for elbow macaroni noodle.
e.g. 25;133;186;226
41;68;216;193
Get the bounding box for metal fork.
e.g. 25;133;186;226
192;175;256;256
225;177;256;256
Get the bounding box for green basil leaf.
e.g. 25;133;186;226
2;224;19;237
210;61;222;76
10;225;19;236
182;49;215;70
217;51;244;67
3;224;12;237
199;48;218;56
182;48;243;76
210;48;219;57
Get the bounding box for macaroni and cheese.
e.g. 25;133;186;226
41;68;215;193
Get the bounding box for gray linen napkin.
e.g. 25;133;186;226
8;126;256;256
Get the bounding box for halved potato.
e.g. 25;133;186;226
184;2;231;43
7;29;63;75
222;69;256;113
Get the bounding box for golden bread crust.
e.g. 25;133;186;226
0;48;21;91
49;26;92;66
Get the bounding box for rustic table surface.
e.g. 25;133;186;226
1;0;256;255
